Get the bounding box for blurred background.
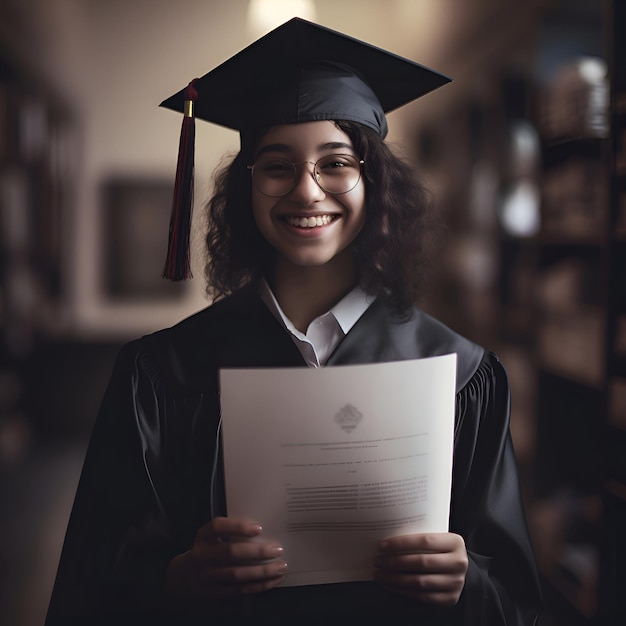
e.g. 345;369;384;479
0;0;624;624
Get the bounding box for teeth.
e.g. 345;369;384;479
285;215;335;228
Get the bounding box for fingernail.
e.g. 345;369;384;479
276;560;288;574
271;545;284;557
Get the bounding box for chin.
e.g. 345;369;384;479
286;255;337;268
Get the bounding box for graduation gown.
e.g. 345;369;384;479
46;285;542;625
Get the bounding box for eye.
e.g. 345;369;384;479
318;155;359;174
256;158;294;178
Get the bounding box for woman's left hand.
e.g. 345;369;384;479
373;532;468;606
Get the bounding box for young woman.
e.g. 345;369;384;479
46;19;542;626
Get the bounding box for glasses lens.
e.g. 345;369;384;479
250;154;362;196
315;154;362;194
251;158;296;197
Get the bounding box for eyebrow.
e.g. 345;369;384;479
255;141;355;158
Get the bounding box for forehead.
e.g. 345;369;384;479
254;121;354;156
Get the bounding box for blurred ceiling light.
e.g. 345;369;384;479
499;180;541;238
499;120;541;238
510;120;539;170
578;57;607;84
578;57;609;137
247;0;317;36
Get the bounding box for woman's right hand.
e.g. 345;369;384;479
166;516;287;598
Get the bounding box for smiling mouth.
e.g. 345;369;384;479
283;215;338;228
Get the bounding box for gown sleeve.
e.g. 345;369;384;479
450;351;542;625
45;340;190;622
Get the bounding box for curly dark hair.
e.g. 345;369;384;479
204;120;444;316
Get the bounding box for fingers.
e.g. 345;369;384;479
375;547;468;574
183;517;288;598
374;569;466;606
374;533;468;606
377;581;464;606
196;516;264;542
192;555;288;598
379;532;465;554
196;558;289;596
194;536;284;566
374;567;467;601
194;516;284;564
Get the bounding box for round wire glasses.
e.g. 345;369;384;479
247;153;364;197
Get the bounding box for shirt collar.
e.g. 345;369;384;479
330;284;375;334
259;278;374;336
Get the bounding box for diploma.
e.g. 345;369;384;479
219;354;457;586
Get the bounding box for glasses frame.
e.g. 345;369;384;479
247;153;365;197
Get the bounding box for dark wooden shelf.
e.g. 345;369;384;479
541;135;608;168
615;92;626;114
536;232;606;247
609;355;626;377
537;363;605;391
604;427;626;484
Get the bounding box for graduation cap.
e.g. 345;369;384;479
160;17;451;280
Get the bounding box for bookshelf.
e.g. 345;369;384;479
526;2;625;623
0;49;76;455
596;1;626;622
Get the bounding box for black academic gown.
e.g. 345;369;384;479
46;285;542;625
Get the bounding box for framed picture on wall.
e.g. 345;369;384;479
102;177;187;301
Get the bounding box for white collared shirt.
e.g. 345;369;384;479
259;279;374;367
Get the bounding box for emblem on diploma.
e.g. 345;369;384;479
333;404;363;433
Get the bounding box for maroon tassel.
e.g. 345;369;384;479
163;79;199;280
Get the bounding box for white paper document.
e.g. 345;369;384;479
219;354;457;587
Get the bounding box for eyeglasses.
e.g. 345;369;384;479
247;154;364;197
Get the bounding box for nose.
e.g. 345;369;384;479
288;161;326;204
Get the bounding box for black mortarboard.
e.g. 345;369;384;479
160;18;451;280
